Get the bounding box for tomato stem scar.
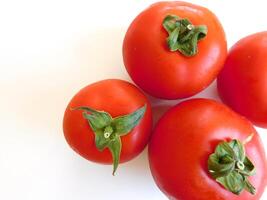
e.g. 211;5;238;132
104;126;113;138
162;14;207;56
236;161;245;170
208;139;256;195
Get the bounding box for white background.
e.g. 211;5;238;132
0;0;266;199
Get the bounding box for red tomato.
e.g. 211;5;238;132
123;1;227;99
63;79;152;173
217;32;267;128
149;99;267;200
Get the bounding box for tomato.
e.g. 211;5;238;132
63;79;152;174
123;1;227;99
217;32;267;128
148;99;267;200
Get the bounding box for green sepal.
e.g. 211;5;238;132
72;104;147;175
73;107;112;131
163;15;179;34
208;139;256;195
208;154;235;179
229;140;245;162
163;14;207;57
108;135;122;175
241;157;256;176
217;170;245;195
215;141;235;158
244;177;256;195
112;104;146;136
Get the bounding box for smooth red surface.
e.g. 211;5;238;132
149;99;267;200
217;32;267;128
123;1;227;99
63;79;152;164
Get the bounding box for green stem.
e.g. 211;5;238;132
208;138;256;195
72;104;147;175
162;15;207;57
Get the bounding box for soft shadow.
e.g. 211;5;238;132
194;80;221;102
151;104;172;127
121;147;150;177
145;79;222;128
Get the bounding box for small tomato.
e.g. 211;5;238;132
63;79;152;174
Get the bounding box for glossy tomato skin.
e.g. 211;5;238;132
123;1;227;99
63;79;152;164
149;99;266;200
217;32;267;128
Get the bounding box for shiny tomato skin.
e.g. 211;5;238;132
217;32;267;128
148;99;267;200
63;79;152;164
123;1;227;99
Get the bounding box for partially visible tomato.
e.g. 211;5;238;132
63;79;152;174
217;32;267;128
123;1;227;99
149;99;267;200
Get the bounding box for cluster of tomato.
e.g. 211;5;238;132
63;1;267;200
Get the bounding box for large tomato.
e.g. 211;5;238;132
149;99;267;200
123;1;227;99
217;32;267;128
63;79;152;174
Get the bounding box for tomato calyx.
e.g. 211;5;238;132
208;136;256;195
163;15;207;56
72;104;147;175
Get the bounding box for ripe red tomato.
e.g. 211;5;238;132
149;99;267;200
123;1;227;99
217;32;267;128
63;79;152;174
